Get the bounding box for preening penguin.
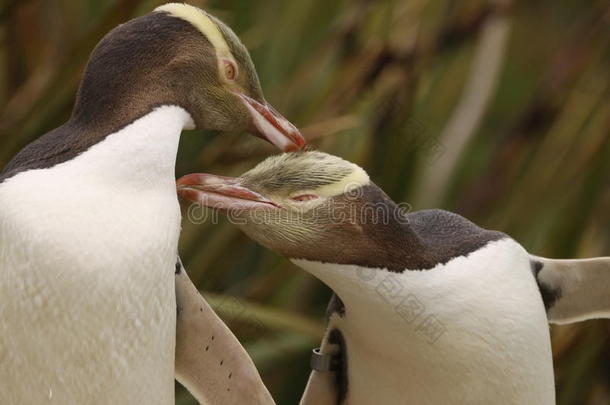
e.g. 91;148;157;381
177;151;609;405
0;4;300;404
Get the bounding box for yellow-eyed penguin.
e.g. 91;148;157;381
0;4;303;404
176;151;609;405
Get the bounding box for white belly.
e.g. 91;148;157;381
296;239;556;405
0;106;190;404
0;187;180;404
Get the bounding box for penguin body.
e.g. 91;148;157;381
177;151;608;405
296;236;554;404
0;4;302;403
0;107;187;403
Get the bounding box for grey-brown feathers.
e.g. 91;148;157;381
1;12;199;183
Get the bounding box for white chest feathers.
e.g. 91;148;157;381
294;238;556;405
0;106;192;404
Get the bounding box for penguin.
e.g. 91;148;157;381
0;4;302;404
176;151;609;405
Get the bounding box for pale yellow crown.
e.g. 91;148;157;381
242;151;370;198
155;3;237;70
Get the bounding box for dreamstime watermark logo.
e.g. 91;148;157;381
187;203;223;225
185;189;414;228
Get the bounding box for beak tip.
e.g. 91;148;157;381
238;92;307;152
293;132;307;150
284;139;305;152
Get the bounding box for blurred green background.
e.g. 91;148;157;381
1;0;609;404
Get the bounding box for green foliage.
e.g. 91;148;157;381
1;1;608;404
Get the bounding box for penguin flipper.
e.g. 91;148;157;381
532;256;610;324
299;370;339;405
299;327;341;405
174;258;275;404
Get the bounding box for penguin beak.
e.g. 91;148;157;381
177;173;280;212
237;93;306;152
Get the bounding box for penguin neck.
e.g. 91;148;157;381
344;184;436;270
1;105;193;190
0;9;206;184
65;105;193;188
281;184;435;271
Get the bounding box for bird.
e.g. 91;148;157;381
0;3;302;404
176;151;610;405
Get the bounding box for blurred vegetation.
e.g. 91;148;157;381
1;0;609;404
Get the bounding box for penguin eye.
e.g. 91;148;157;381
290;194;319;202
223;60;237;81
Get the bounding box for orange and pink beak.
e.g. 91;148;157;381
177;173;280;212
179;96;303;209
238;93;305;152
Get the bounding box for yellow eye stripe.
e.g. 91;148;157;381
310;165;370;198
155;3;237;71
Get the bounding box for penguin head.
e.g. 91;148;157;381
178;151;410;263
72;3;304;151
